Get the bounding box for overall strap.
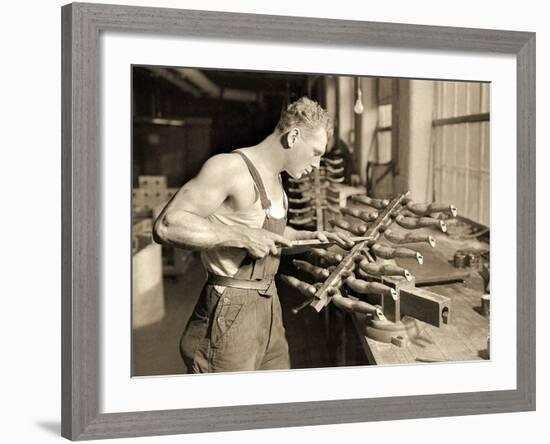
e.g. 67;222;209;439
234;151;271;211
278;174;288;211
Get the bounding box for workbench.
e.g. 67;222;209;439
351;282;489;364
334;225;490;366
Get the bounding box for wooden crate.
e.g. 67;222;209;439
138;175;167;191
133;186;171;212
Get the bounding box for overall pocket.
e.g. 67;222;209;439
209;287;245;348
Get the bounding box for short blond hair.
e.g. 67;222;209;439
276;97;333;137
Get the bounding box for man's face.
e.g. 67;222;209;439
284;127;328;179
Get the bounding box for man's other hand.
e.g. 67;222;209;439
309;230;355;249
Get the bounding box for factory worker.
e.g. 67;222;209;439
153;97;352;373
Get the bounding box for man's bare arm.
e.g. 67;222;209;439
153;155;242;249
153;154;291;258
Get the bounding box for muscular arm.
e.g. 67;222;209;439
153;154;243;250
153;154;291;257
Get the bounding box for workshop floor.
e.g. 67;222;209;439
132;253;332;376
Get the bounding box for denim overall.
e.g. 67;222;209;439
180;151;290;373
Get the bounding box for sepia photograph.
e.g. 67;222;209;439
131;66;491;376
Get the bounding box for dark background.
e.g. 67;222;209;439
132;67;322;187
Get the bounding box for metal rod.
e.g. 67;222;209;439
432;112;490;127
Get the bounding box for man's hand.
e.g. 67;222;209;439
282;226;355;249
308;230;355;249
241;228;292;259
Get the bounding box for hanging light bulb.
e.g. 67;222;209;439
354;84;364;114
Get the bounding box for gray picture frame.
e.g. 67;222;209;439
61;2;536;440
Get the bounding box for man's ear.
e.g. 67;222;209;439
280;128;301;149
287;128;300;148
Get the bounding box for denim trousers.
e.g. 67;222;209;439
180;283;290;373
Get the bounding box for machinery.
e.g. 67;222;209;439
287;156;346;231
281;188;458;347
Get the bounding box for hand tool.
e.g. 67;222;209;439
292;259;331;281
351;195;390;209
327;176;345;184
280;275;319;298
322;157;344;166
288;186;312;194
300;192;411;313
370;244;424;264
288;196;311;204
343;271;398;298
284;190;462;350
406;202;458;217
329;217;368;235
288;206;313;215
330;289;384;317
383;229;436;247
395;215;447;232
279;235;373;255
306;248;343;266
355;256;413;281
340;207;379;222
326;165;345;175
